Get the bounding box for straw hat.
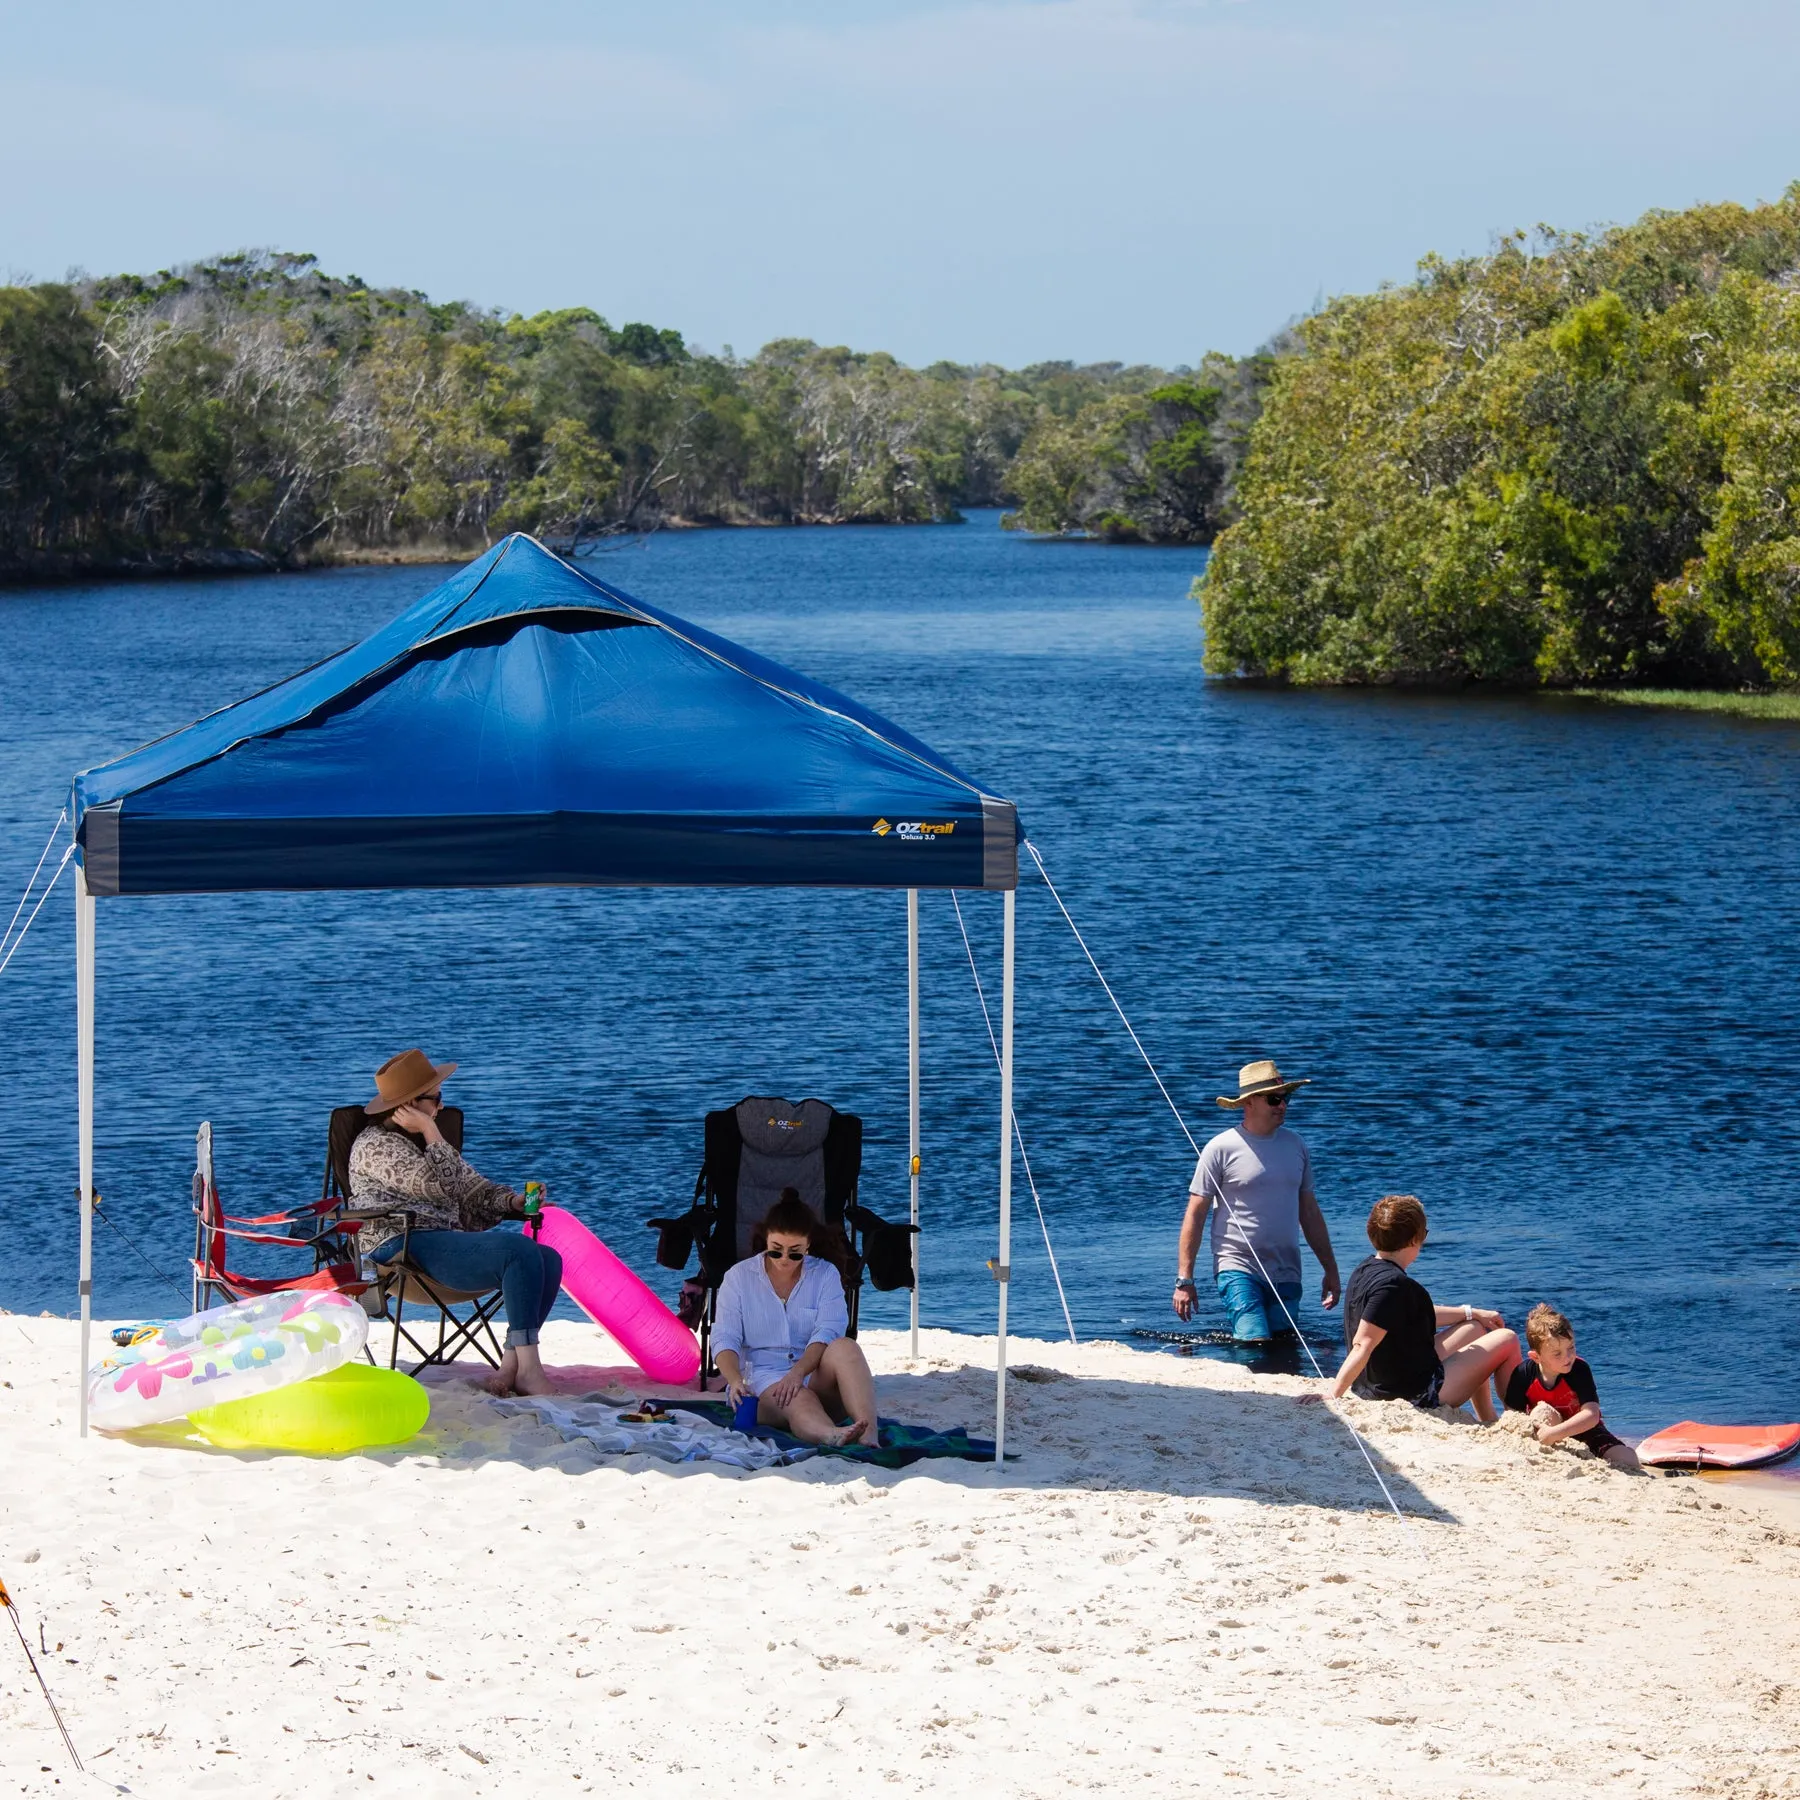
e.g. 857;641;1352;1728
364;1048;458;1115
1216;1058;1311;1109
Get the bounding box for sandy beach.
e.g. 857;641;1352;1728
4;1316;1798;1799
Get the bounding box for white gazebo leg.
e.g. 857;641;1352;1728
908;887;921;1361
995;886;1014;1463
76;862;96;1438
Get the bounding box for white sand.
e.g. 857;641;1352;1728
4;1317;1799;1799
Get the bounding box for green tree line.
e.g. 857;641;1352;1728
1202;186;1800;688
0;251;1249;579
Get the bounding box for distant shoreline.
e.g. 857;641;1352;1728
0;514;978;591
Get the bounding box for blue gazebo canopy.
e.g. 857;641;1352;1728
73;534;1019;897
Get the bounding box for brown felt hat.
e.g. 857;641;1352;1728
364;1048;458;1115
1216;1058;1311;1109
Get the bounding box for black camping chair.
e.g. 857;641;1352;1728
647;1095;919;1384
323;1103;509;1372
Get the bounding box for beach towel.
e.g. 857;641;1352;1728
666;1400;1007;1467
488;1395;808;1469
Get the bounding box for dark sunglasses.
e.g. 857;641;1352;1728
1254;1091;1290;1106
763;1246;807;1263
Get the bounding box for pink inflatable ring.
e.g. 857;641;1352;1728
534;1205;700;1385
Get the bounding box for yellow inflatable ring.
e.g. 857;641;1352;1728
192;1363;429;1453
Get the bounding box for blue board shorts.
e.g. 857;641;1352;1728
1215;1269;1303;1342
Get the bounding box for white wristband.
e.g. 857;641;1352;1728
1463;1304;1473;1323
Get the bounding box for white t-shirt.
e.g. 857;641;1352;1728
1188;1124;1314;1286
711;1254;848;1394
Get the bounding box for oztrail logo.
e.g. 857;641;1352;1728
874;820;956;842
872;819;892;836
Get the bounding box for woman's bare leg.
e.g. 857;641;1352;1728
1435;1321;1486;1356
795;1372;860;1447
1437;1330;1521;1422
817;1339;879;1445
805;1369;844;1416
761;1386;850;1444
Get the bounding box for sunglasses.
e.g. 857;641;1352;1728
1252;1092;1290;1106
763;1246;807;1263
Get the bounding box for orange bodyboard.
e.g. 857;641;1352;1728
1635;1420;1800;1470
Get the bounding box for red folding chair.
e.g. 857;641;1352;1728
190;1121;368;1312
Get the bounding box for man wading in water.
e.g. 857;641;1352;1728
1172;1059;1341;1342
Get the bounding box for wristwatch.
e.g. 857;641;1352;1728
1174;1277;1197;1293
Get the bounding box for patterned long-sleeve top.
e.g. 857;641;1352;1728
346;1125;518;1258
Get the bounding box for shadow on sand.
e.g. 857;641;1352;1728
117;1353;1455;1524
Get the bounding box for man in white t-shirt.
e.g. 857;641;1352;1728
1171;1058;1341;1342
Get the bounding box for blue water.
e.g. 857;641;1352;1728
2;511;1798;1439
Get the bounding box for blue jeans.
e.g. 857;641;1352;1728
1215;1269;1302;1342
376;1229;563;1349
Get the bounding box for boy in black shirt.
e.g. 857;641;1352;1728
1503;1303;1639;1470
1330;1195;1521;1420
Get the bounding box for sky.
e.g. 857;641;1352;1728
4;0;1800;368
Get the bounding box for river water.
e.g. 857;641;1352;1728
2;511;1796;1438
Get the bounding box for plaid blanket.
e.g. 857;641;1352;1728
666;1400;1010;1467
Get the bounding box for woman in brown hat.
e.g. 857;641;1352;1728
349;1049;562;1397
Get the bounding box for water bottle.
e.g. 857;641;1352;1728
357;1256;385;1317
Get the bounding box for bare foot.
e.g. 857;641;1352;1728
510;1346;557;1398
851;1418;880;1448
483;1348;520;1396
819;1425;858;1447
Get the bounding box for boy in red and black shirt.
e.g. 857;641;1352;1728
1502;1304;1640;1470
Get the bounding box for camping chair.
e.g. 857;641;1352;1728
647;1095;918;1383
321;1103;508;1372
191;1121;368;1312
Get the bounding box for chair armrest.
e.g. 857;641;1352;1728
206;1221;348;1249
220;1197;341;1229
334;1208;413;1231
648;1206;707;1273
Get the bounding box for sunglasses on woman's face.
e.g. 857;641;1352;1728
763;1246;807;1263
